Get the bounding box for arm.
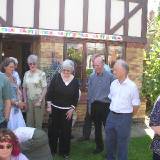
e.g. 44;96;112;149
22;72;28;103
132;84;140;115
23;87;28;103
2;78;12;121
66;79;79;120
151;126;160;135
4;99;11;121
149;96;160;135
132;106;139;115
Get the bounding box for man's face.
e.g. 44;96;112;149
113;64;126;80
93;57;104;74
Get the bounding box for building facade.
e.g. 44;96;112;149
0;0;148;122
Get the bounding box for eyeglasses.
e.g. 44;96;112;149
0;144;12;150
62;69;71;73
28;63;36;66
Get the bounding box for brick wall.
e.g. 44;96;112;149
35;38;146;124
126;43;146;121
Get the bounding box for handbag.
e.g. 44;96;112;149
150;134;160;156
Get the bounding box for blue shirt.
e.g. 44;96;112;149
0;73;11;123
88;70;115;112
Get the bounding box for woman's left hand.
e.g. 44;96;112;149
66;108;74;120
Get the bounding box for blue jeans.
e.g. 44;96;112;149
105;112;132;160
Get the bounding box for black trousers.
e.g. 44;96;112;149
48;108;72;156
91;101;110;150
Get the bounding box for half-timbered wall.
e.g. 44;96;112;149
0;0;147;43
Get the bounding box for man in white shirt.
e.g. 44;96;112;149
14;127;53;160
105;60;140;160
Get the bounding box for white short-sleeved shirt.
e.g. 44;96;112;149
13;127;35;143
108;77;140;113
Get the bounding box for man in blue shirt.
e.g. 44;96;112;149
88;55;114;154
0;72;11;128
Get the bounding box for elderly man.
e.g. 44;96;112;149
88;55;114;154
0;72;11;128
105;60;140;160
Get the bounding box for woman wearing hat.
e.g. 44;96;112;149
46;59;79;160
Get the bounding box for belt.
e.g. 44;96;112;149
111;111;131;115
111;111;121;114
51;103;74;110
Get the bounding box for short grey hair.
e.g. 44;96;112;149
92;54;104;64
61;59;75;72
115;59;129;73
27;54;38;64
9;57;18;64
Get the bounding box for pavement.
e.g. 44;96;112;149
71;116;154;141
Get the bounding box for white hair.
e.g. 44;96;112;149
27;54;38;64
61;59;75;72
115;59;129;73
9;57;18;64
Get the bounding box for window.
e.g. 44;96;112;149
107;45;124;69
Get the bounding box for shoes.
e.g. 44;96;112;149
92;148;103;154
63;155;70;160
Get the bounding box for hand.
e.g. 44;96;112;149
18;102;27;110
46;101;52;113
34;99;42;107
66;108;74;120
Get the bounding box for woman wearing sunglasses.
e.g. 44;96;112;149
23;54;47;129
0;128;28;160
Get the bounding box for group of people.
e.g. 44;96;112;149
0;54;54;160
0;52;158;160
83;55;140;160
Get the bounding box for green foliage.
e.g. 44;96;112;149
142;16;160;104
86;68;93;76
67;47;82;63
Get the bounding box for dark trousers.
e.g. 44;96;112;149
153;152;160;160
105;112;132;160
0;120;7;128
91;101;110;150
82;108;92;139
48;108;72;156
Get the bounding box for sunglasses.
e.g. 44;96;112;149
28;63;36;66
0;144;12;150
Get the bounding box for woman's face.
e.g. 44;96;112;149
62;69;72;78
4;62;15;75
28;62;37;72
0;142;13;159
